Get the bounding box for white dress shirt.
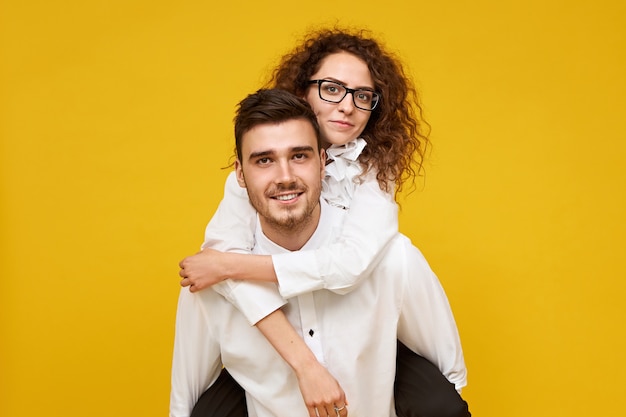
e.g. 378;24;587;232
204;139;398;325
170;200;467;417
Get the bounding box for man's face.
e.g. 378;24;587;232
236;118;326;240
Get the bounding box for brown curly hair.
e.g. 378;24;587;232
265;27;430;197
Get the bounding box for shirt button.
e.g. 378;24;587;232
309;329;314;337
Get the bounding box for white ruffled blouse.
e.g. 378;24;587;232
322;138;367;209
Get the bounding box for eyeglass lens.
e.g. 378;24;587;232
317;80;379;110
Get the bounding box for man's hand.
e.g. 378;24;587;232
178;248;224;292
296;360;348;417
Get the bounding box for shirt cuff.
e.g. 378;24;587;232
272;251;324;298
227;281;287;325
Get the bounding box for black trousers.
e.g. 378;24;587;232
191;341;470;417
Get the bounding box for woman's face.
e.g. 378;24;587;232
305;51;374;147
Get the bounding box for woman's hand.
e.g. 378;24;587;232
295;360;348;417
179;250;277;291
178;248;225;292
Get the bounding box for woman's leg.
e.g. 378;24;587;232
190;368;248;417
395;341;471;417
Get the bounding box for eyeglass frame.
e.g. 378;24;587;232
307;79;381;111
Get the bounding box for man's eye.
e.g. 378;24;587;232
257;157;271;165
293;153;307;160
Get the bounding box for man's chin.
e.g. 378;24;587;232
265;207;314;230
266;215;303;230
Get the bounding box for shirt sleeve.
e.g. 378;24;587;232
395;236;468;392
201;170;256;253
273;173;398;299
203;171;287;325
169;289;223;417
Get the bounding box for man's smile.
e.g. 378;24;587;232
272;192;302;202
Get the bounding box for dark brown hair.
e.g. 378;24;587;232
266;27;430;196
234;89;321;161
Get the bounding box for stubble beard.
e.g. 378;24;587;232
264;202;317;235
249;182;321;236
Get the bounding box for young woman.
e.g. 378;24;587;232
179;28;470;417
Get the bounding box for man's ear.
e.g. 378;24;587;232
235;160;246;188
319;148;326;180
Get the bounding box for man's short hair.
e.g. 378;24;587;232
234;89;321;161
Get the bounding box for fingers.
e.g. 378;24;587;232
179;257;192;288
310;405;326;417
178;261;192;289
310;404;348;417
178;256;202;290
179;256;188;278
312;406;330;417
334;403;348;417
179;266;191;288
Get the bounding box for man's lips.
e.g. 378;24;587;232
271;192;302;202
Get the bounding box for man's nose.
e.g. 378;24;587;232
276;160;296;184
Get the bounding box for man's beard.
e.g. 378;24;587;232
262;200;318;234
249;181;320;234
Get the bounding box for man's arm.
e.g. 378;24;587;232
170;289;223;417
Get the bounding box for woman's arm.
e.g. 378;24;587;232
182;172;398;298
276;173;397;297
256;310;347;417
182;171;348;412
201;170;256;254
186;171;285;323
396;237;467;393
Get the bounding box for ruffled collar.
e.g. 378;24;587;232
322;138;366;209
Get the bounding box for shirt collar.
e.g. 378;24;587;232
253;199;339;255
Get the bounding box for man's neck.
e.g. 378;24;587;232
259;204;321;251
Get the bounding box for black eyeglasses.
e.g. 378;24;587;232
308;80;380;111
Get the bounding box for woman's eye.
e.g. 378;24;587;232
356;92;372;102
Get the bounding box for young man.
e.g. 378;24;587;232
171;89;467;417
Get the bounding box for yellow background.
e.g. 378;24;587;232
1;1;625;416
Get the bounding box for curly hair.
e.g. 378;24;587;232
265;27;430;197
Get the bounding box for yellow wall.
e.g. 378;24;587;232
1;1;624;416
